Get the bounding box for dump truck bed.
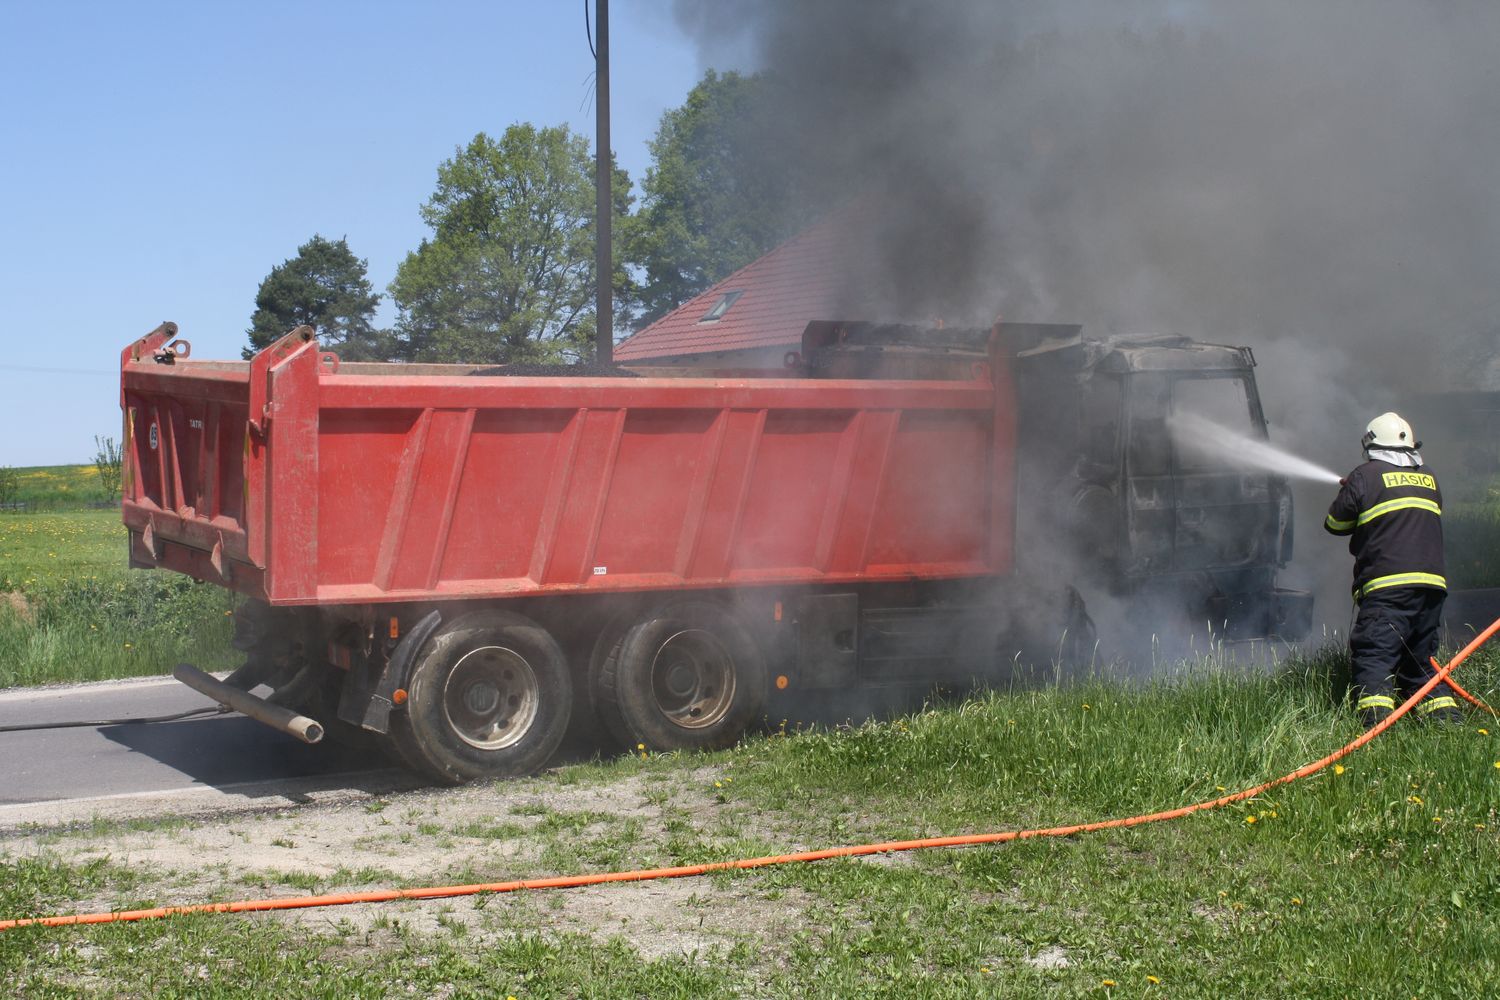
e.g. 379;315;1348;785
121;325;1016;606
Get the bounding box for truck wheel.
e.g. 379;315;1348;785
586;619;637;752
598;601;766;753
391;610;571;784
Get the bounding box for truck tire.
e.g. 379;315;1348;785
391;610;571;784
597;601;766;753
574;598;649;752
586;625;636;752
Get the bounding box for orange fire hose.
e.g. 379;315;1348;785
2;617;1496;932
1439;665;1499;716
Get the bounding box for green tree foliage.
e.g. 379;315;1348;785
92;436;122;502
626;70;807;327
244;235;384;360
389;124;631;365
0;466;16;508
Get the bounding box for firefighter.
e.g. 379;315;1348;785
1325;412;1461;729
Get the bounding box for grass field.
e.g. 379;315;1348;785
2;646;1498;997
0;509;237;687
1447;475;1500;590
0;463;112;512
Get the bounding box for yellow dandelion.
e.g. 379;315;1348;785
1479;728;1490;736
1333;765;1345;775
1215;785;1227;792
980;966;992;974
714;781;723;789
637;743;645;750
1082;703;1091;710
1291;897;1302;905
1102;980;1117;988
1408;795;1423;804
1245;815;1257;824
1147;974;1161;984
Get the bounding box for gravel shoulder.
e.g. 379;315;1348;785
2;761;826;961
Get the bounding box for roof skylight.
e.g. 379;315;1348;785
698;289;743;323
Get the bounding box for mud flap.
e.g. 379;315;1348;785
1206;588;1313;642
337;610;443;734
1272;588;1314;642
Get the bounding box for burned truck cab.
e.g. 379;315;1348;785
798;320;1313;651
1013;334;1313;642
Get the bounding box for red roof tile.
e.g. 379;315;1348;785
615;204;869;362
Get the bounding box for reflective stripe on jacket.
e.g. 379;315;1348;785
1324;460;1445;601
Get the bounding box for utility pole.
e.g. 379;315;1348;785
594;0;613;365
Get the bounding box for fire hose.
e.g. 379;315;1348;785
1;617;1496;932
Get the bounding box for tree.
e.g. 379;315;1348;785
625;71;809;327
0;465;16;509
389;124;632;365
244;236;383;359
92;435;122;502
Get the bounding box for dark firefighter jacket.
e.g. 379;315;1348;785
1324;459;1445;601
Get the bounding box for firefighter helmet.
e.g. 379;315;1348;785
1362;412;1419;450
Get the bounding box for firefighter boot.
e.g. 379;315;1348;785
1414;696;1464;727
1356;694;1397;731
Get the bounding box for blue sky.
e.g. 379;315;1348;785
0;1;736;466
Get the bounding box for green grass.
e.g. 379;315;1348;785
0;463;111;512
3;646;1498;997
1444;472;1500;589
1448;505;1500;589
0;509;237;687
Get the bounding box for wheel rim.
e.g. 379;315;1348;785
649;628;737;730
441;645;540;750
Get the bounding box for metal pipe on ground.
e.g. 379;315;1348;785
173;663;324;744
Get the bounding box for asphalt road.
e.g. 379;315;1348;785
0;675;416;826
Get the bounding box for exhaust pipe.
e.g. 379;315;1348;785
173;663;325;744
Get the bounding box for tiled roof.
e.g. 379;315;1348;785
615;206;866;362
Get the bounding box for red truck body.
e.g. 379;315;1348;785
123;321;1309;782
121;325;1016;607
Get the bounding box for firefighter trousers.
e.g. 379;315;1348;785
1348;587;1455;716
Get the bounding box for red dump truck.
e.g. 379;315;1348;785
120;320;1311;782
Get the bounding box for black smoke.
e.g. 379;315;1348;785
675;2;1500;366
674;1;1500;643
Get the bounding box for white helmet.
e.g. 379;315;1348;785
1362;411;1418;450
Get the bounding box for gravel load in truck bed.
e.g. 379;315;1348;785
472;362;640;378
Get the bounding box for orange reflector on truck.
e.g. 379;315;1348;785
393;689;408;705
775;675;789;690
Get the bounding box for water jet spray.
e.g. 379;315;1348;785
1169;412;1342;485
